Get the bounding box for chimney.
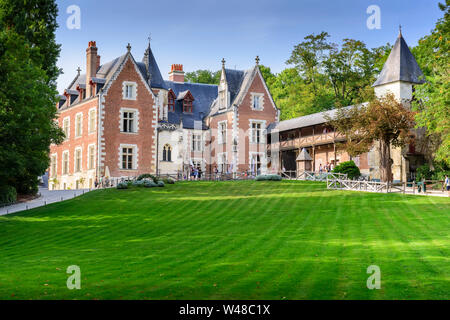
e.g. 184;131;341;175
169;64;185;82
86;41;98;97
96;55;101;71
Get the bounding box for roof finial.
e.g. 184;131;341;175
76;67;81;76
399;25;402;37
127;43;132;53
255;55;260;66
221;58;226;68
148;33;152;47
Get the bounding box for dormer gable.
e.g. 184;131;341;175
168;89;176;112
177;90;194;113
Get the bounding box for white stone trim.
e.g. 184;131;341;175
250;92;264;111
75;112;83;138
249;151;267;174
88;107;96;134
62;116;70;140
119;107;140;133
50;153;58;178
62;150;70;176
87;143;96;170
118;144;138;171
249;119;267;144
122;81;138;100
218;120;228;144
256;69;278;113
74;146;83;173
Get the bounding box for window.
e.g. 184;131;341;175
62;151;69;175
123;82;137;100
75;113;83;137
219;89;226;110
183;99;193;113
75;148;82;172
251;93;264;110
250;154;262;174
192;134;202;152
218;153;227;173
122;112;135;133
218;121;227;144
50;155;57;178
63;117;70;140
251;122;262;144
168;90;176;112
163;144;172;162
88;109;96;134
88;145;95;170
122;147;134;170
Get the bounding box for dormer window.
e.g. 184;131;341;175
183;99;193;113
168;89;176;112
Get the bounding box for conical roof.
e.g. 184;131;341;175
296;148;312;161
373;31;425;87
141;44;166;89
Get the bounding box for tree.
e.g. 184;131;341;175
185;69;220;84
0;0;61;83
0;1;63;195
327;94;415;182
412;0;450;165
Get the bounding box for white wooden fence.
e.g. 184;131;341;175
296;171;348;182
327;178;406;194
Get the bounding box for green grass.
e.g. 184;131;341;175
0;181;449;300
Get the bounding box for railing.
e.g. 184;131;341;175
327;178;406;194
297;171;347;182
277;132;346;150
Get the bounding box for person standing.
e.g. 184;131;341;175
445;175;450;192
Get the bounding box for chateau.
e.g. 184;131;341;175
49;31;425;189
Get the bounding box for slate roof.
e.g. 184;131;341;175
296;148;312;161
267;104;365;133
224;69;245;104
164;81;218;129
140;44;166;89
373;32;425;86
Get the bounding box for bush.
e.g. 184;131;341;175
157;181;165;187
116;182;128;190
332;161;361;180
0;185;17;206
255;174;282;181
416;164;433;181
162;178;175;184
137;174;158;183
132;180;145;188
144;180;158;188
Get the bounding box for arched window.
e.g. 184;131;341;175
163;144;172;162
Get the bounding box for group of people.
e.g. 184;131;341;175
188;165;203;180
318;162;335;173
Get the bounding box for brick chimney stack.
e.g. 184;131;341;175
169;64;185;83
86;41;98;97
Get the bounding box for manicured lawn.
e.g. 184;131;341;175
0;181;449;300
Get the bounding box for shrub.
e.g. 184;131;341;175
332;161;361;180
116;182;128;190
137;174;158;183
157;181;165;187
0;185;17;206
162;178;175;184
132;180;145;188
144;180;158;188
255;174;282;181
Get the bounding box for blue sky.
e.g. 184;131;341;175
55;0;444;92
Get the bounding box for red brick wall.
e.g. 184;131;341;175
102;57;157;177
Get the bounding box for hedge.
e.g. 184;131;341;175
332;161;361;180
0;185;17;206
255;174;282;181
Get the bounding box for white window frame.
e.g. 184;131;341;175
119;144;138;170
218;120;227;144
62;150;70;176
88;144;96;170
217;152;228;173
162;144;173;162
74;147;82;173
249;119;266;144
250;152;265;174
122;81;137;100
120;108;139;133
63;116;70;140
191;133;203;152
250;92;264;111
50;153;57;178
88;108;96;134
75;112;83;138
